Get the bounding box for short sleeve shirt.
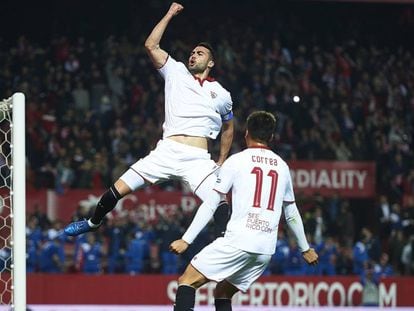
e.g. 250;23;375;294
158;56;233;139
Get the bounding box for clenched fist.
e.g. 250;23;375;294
167;2;184;17
169;239;189;254
302;248;319;265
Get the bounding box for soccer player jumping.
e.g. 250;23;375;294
64;2;233;237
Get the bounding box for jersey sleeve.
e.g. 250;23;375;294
181;190;221;244
283;201;310;252
218;91;233;121
157;56;185;79
283;165;296;203
214;156;237;194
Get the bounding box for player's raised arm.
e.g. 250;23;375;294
144;2;184;69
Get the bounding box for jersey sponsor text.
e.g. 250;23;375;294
246;213;273;233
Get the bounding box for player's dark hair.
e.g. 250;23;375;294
247;111;276;144
197;42;215;61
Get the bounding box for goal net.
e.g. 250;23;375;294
0;93;26;311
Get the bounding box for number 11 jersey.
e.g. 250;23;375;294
214;146;295;255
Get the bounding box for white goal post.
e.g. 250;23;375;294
0;93;26;311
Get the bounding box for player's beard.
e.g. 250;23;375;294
188;62;207;75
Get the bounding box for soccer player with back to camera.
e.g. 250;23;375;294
64;2;233;237
170;111;318;311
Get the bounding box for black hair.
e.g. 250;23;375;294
196;42;215;61
247;111;276;144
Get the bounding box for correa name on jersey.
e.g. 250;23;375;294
251;155;278;166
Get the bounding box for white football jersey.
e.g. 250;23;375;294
158;56;233;139
214;146;295;255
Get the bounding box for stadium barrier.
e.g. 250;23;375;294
27;274;414;307
15;306;414;311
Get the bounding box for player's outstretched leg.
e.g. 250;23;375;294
64;185;122;236
213;200;231;238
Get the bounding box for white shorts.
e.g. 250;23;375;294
121;138;219;192
191;237;271;292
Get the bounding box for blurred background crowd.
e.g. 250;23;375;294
0;0;413;277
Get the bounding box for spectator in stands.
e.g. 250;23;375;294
156;216;183;274
401;235;414;275
374;253;394;279
285;239;307;276
378;195;392;241
38;230;65;273
401;208;414;238
336;200;355;247
269;229;289;275
336;245;354;275
55;157;75;193
72;81;90;113
125;231;149;274
388;229;405;274
361;262;380;307
363;227;381;262
326;193;340;235
26;239;38;273
30;204;51;230
315;236;338;276
26;216;44;248
390;203;403;232
80;233;103;274
353;232;369;276
308;207;326;245
105;217;127;273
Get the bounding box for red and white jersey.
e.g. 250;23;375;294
158;56;233;139
214;146;295;255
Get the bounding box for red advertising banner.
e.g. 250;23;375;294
27;189;201;222
26;274;414;307
24;161;376;222
288;161;376;198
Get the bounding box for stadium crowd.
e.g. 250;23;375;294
0;1;413;277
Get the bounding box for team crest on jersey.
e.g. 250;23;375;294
210;91;217;98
